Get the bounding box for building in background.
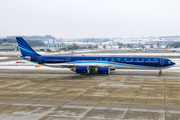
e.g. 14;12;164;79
0;39;18;51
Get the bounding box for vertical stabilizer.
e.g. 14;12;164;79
16;37;40;56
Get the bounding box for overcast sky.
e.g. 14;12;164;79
0;0;180;38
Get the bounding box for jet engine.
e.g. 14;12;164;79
73;66;89;74
96;67;110;74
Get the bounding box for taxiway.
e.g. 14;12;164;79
0;53;180;119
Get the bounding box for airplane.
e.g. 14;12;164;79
16;37;176;75
171;48;180;52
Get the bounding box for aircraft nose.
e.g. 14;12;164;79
172;61;176;66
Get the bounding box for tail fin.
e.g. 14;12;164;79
16;37;40;56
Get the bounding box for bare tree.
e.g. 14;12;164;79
150;44;154;48
157;42;160;48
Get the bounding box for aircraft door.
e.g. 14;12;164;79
38;56;42;64
67;58;71;62
160;59;164;65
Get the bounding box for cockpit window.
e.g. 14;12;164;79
168;61;172;64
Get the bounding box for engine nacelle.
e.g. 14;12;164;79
73;66;89;74
96;67;110;74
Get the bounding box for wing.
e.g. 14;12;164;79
44;61;113;69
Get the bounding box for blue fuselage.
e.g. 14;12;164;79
30;55;175;70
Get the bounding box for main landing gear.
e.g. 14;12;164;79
159;70;162;75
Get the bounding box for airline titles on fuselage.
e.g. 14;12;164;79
45;57;161;63
98;58;158;63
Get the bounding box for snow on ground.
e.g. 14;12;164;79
0;57;8;60
0;66;69;70
1;51;180;57
0;52;21;55
0;50;101;56
0;60;34;65
76;53;180;56
0;60;68;70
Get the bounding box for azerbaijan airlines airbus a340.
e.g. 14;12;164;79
16;37;176;75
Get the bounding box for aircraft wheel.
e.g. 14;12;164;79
159;70;162;75
159;72;162;75
90;69;94;73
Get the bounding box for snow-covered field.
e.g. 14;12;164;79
0;57;8;60
1;51;180;56
0;50;101;56
76;53;180;56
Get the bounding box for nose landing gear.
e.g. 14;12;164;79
159;70;162;75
